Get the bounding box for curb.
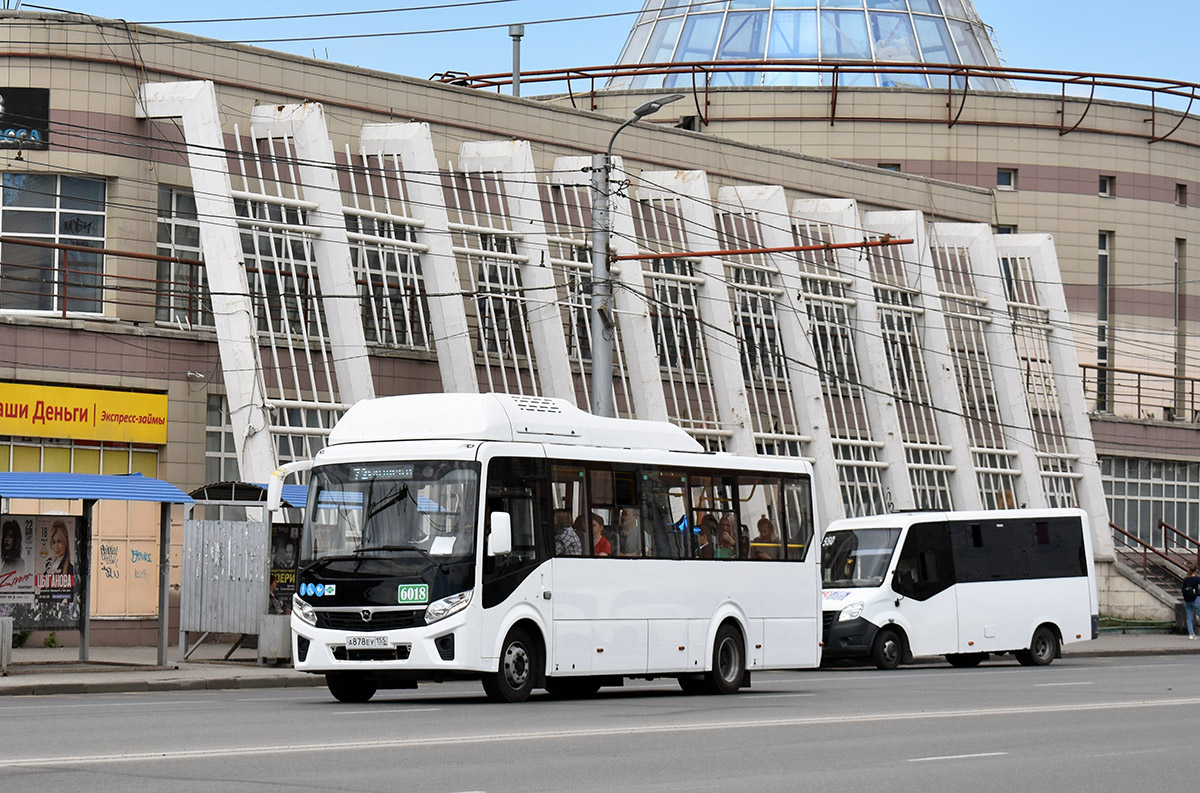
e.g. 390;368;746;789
0;673;326;697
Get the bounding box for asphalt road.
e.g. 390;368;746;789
2;655;1198;793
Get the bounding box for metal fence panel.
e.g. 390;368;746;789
181;519;267;634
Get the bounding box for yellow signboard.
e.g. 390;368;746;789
0;383;168;444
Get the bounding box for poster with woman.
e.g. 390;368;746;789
36;516;76;600
0;516;35;603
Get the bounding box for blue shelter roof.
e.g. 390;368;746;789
0;472;193;503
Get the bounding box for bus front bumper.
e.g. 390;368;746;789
821;615;879;659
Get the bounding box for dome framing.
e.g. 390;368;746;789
614;0;1008;91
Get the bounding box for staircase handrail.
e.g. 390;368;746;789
1110;521;1189;587
1157;521;1200;568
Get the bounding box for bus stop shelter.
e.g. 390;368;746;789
0;472;193;667
181;481;306;665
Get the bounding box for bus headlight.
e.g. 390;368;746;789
425;590;472;624
293;594;317;626
838;602;864;622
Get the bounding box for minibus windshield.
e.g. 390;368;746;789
821;527;901;587
300;461;479;566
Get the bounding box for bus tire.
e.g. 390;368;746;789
483;627;537;702
945;652;985;668
1015;626;1058;666
325;673;378;703
704;623;745;695
871;627;903;670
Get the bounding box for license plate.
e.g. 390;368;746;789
344;634;391;648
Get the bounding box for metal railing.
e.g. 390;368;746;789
1080;363;1200;422
1111;522;1187;588
1111;520;1198;591
434;60;1200;146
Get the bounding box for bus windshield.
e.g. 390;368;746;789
821;527;902;588
301;461;480;566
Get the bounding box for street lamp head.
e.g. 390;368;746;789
632;93;685;119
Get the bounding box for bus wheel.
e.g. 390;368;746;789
483;627;537;703
1015;626;1058;666
325;673;377;703
705;624;745;695
945;652;985;668
871;627;903;670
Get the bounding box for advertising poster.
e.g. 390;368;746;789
0;515;35;603
0;514;83;629
269;523;299;615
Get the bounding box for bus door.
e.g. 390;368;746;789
890;521;958;657
480;455;553;663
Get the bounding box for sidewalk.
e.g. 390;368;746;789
0;639;323;696
2;631;1197;698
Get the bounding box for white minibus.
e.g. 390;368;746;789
820;509;1098;669
274;393;822;702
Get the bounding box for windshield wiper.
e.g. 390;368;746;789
354;544;437;566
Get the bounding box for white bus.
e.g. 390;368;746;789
274;393;821;702
820;509;1098;670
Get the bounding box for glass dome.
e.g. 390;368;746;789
612;0;1009;91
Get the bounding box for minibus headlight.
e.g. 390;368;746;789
838;602;864;622
293;594;317;626
425;590;472;624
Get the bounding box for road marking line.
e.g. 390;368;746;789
1035;681;1093;687
4;696;1200;768
747;693;818;699
909;752;1007;763
334;707;440;714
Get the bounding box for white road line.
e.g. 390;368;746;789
1035;681;1094;687
334;707;441;714
909;752;1008;763
747;693;818;699
3;696;1200;769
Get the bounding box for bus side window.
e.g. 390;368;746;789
642;467;687;560
894;522;954;600
781;477;814;561
484;457;548;577
551;462;588;557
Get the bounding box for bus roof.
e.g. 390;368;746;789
328;393;705;453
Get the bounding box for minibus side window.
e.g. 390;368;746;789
893;522;954;601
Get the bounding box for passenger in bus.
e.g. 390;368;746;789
694;514;716;559
715;513;738;559
751;516;779;560
618;508;642;557
554;509;582;556
590;514;611;557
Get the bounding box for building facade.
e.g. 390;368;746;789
0;10;1182;637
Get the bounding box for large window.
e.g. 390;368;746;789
156;187;210;328
0;173;106;313
540;457;812;562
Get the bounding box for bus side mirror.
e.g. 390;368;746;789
488;512;512;556
266;460;313;513
266;476;285;513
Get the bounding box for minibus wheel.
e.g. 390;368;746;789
325;673;378;703
1015;626;1058;666
483;627;537;702
871;627;903;670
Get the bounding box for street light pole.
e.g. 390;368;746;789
589;93;683;418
